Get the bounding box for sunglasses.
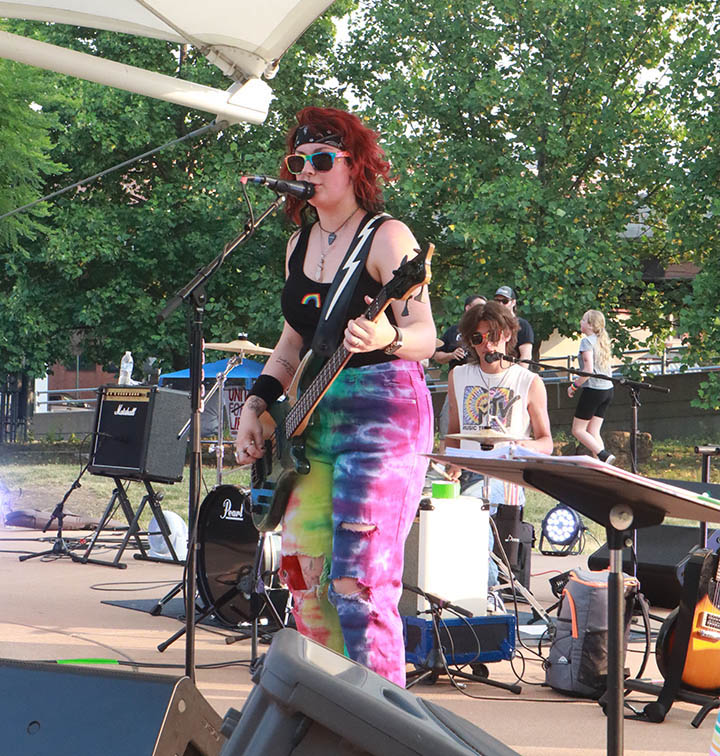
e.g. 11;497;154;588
470;332;489;345
494;296;510;304
285;151;350;174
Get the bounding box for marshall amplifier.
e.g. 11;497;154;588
88;385;190;483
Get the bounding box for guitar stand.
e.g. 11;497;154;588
404;585;521;694
158;532;285;666
621;548;720;727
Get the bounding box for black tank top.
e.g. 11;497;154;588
280;223;398;367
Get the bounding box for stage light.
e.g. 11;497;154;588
539;504;584;556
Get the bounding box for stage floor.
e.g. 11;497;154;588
0;525;714;755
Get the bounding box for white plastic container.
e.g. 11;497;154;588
414;481;489;616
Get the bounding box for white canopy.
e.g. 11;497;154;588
0;0;336;123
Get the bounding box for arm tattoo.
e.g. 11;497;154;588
246;396;266;417
276;357;297;380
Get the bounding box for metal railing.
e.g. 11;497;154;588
424;346;709;394
35;387;99;411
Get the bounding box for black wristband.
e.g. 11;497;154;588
247;374;284;407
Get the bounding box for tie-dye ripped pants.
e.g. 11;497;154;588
280;359;433;686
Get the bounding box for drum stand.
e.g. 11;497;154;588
157;532;285;661
151;355;239;617
222;532;286;665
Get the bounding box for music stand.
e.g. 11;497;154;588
428;451;720;756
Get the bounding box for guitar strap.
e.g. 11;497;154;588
310;212;391;358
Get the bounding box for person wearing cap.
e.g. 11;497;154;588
234;106;435;688
433;294;488;369
493;286;533;368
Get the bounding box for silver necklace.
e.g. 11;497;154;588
317;207;359;246
314;208;359;281
476;364;510;427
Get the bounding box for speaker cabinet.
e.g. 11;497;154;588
587;524;700;608
0;658;224;755
221;628;520;756
89;385;190;483
492;505;534;589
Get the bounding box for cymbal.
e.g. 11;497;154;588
446;432;528;445
204;339;273;356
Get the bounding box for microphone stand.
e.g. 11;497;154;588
492;353;669;474
157;193;286;682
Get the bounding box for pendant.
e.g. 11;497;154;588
328;232;337;245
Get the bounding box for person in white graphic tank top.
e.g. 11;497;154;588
444;300;553;488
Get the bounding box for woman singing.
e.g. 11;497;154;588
568;309;615;464
234;107;435;686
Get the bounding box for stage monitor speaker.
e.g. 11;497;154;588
0;657;224;755
88;385;190;483
221;628;520;756
587;524;700;609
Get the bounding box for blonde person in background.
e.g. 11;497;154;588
568;309;615;464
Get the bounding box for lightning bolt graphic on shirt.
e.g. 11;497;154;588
323;215;384;321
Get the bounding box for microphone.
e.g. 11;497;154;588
242;175;315;200
484;352;504;363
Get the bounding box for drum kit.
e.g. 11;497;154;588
155;336;289;646
197;338;288;629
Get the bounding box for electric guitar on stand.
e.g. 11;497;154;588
656;547;720;694
250;244;434;532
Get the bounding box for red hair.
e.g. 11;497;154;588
281;107;390;224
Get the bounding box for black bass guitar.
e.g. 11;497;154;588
250;244;434;532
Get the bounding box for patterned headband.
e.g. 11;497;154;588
293;125;344;150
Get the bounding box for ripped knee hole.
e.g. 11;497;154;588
333;576;369;598
339;521;376;533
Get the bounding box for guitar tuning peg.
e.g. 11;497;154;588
413;290;424;304
402;301;410;317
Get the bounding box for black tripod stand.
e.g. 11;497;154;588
404;584;521;694
157;531;284;665
156;191;287;681
18;461;91;564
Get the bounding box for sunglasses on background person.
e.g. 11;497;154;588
494;296;511;305
285;151;350;174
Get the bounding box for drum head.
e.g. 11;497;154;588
197;485;284;627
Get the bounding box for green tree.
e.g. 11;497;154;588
664;7;720;408
335;0;712;359
0;56;66;373
1;8;351;378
